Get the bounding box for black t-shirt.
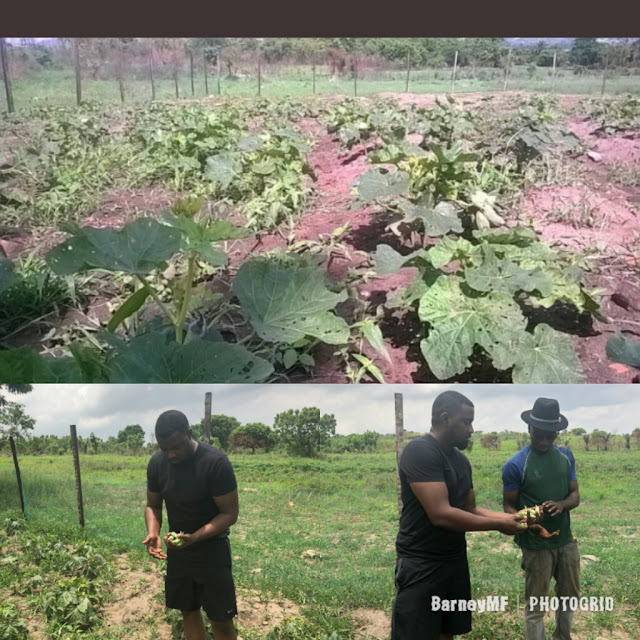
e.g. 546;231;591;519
147;441;237;545
396;433;473;560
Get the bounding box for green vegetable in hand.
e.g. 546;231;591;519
167;531;184;547
517;504;545;528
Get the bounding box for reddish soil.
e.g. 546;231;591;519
4;93;640;383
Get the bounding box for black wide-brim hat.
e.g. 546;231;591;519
521;398;568;432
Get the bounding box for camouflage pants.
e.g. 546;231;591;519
521;541;580;640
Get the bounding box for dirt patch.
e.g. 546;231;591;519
101;555;173;639
236;589;301;635
351;608;390;640
521;184;640;253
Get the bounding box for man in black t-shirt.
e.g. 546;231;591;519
143;410;239;640
392;391;524;640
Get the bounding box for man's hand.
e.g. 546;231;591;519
142;534;167;560
164;532;194;550
543;500;565;516
496;513;526;536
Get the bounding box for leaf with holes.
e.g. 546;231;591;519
205;152;242;189
399;196;463;237
418;275;527;379
512;324;584;383
464;247;553;297
232;258;350;345
45;218;182;275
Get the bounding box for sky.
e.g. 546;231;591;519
3;384;639;442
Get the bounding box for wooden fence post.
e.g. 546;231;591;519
395;393;404;518
405;51;411;92
70;425;85;528
203;49;209;95
551;51;557;93
217;49;222;95
503;48;512;91
0;38;15;113
117;40;125;103
312;63;316;95
354;56;358;97
601;53;609;97
189;48;195;96
451;50;459;94
204;392;212;444
9;437;25;516
149;46;156;101
74;38;82;105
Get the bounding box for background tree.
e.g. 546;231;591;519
633;428;640;449
480;433;501;450
570;38;603;67
0;401;36;441
623;434;632;450
583;433;591;451
229;422;277;453
117;424;145;450
571;428;586;436
0;384;32;407
274;407;336;457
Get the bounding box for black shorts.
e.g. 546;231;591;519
391;554;472;640
165;539;237;622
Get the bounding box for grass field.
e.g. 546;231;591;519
1;440;639;639
2;66;640;110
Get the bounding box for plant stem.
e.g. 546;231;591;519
175;254;196;344
135;274;177;327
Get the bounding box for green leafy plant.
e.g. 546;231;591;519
0;602;29;640
373;226;600;382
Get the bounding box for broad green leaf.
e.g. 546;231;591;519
107;286;150;333
512;324;584;383
45;218;182;275
107;333;273;383
232;258;350;345
252;158;277;175
283;348;298;369
238;136;263;152
354;169;410;203
68;342;111;382
427;236;476;269
605;332;640;369
161;214;249;264
400;198;463;237
0;346;83;382
418;275;526;379
205;152;242;189
0;258;15;293
472;226;538;247
371;244;430;276
464;247;553;297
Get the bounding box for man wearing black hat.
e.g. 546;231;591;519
143;410;239;640
392;390;525;640
502;398;580;640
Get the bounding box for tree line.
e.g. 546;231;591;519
0;402;380;458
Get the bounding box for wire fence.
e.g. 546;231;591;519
2;39;640;113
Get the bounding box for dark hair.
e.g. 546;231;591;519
155;410;190;440
432;391;474;427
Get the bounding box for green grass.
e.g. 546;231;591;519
1;444;639;633
3;66;640;112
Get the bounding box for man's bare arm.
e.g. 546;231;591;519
411;482;523;535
